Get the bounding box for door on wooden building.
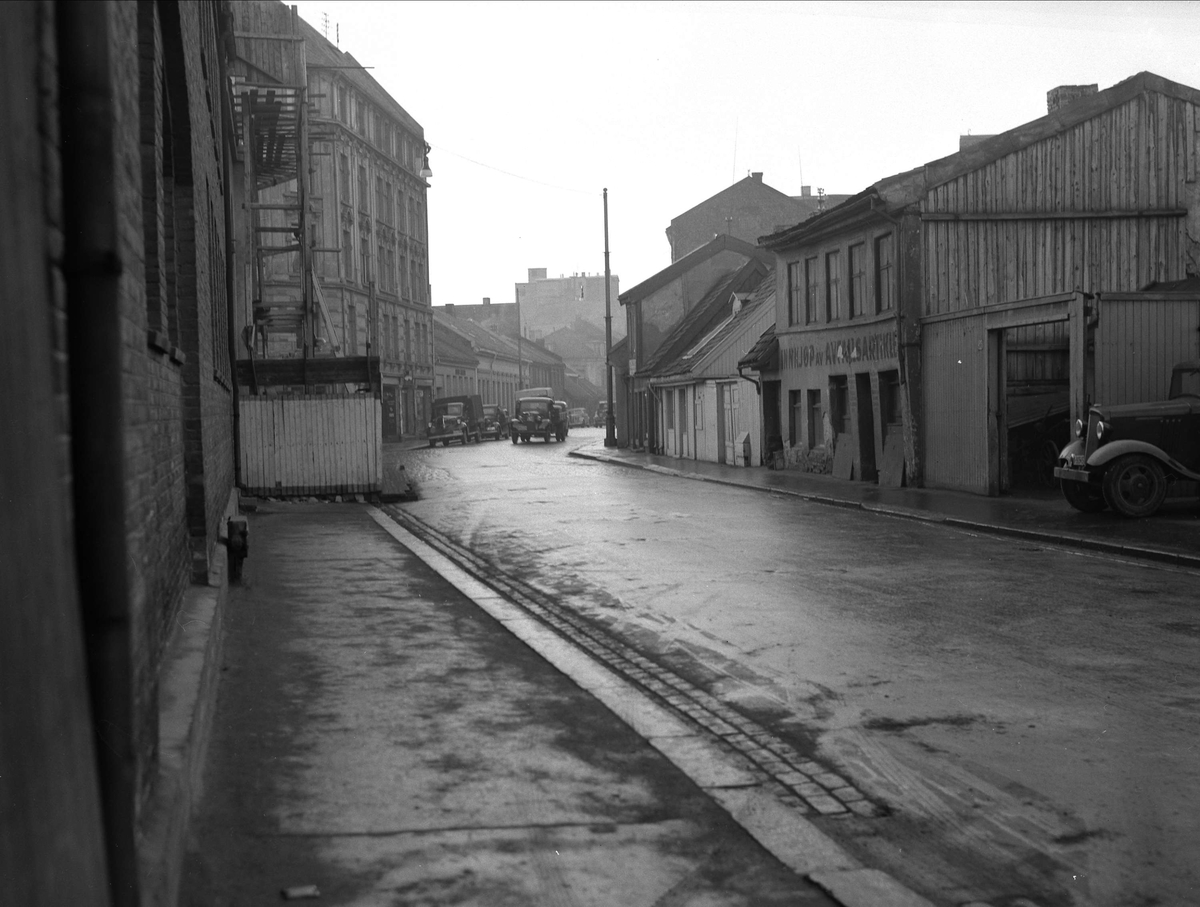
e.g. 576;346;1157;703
722;382;738;466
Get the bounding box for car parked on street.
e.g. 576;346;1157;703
427;394;484;447
510;393;562;443
480;403;507;441
1054;360;1200;517
568;407;589;428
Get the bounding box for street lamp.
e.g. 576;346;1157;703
419;142;432;180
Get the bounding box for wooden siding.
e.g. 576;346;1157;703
923;93;1197;314
922;317;991;491
239;394;382;495
1095;296;1200;404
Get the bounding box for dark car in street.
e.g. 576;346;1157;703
1054;361;1200;517
510;394;562;443
427;394;484;447
480;403;507;441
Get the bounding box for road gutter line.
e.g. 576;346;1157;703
366;506;937;907
570;449;1200;571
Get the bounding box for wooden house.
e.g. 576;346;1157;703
761;72;1200;494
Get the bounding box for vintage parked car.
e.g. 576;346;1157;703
427;394;484;447
480;403;507;441
567;407;589;428
593;402;609;428
1053;360;1200;517
510;394;562;443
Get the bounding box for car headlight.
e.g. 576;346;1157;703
1096;420;1109;442
1075;418;1084;438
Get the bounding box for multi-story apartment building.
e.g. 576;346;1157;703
232;2;434;440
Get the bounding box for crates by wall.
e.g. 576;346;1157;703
239;394;382;495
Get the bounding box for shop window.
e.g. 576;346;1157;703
875;233;894;312
807;389;822;449
849;243;866;318
829;375;849;436
804;257;819;324
825;250;842;322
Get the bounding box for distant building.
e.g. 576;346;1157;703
515;268;622;341
665;173;852;262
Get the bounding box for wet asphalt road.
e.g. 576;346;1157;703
393;428;1200;907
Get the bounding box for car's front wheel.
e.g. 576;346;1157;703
1102;454;1167;518
1060;478;1106;513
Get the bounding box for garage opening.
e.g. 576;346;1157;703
1002;321;1070;495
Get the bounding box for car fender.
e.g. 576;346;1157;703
1058;438;1085;461
1088;439;1200;479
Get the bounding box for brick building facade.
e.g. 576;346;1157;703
2;2;239;904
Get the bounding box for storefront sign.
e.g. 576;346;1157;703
781;328;898;370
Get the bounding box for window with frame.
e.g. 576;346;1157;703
338;153;350;202
789;390;803;446
398;191;407;234
879;369;902;436
357;165;368;212
804;257;819;323
825;250;842;322
341;229;354;282
787;260;803;326
875;233;894;312
849;243;866;318
337;86;348;124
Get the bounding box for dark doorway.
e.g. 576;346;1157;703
855;372;878;482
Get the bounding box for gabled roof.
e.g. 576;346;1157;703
763;70;1200;251
669;174;799;226
651;272;777;382
640;259;769;378
434;309;518;360
432;315;477;368
619;233;773;307
738;324;778;373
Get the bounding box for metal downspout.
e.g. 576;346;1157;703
57;2;138;903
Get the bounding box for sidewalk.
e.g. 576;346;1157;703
569;442;1200;570
182;502;842;907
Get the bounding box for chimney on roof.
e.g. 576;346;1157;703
1047;84;1098;113
483;297;490;305
801;185;811;197
528;268;547;281
751;171;763;182
444;303;455;314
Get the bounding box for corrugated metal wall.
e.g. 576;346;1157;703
239;394;382;495
1095;297;1200;404
922;317;991;491
923;93;1196;314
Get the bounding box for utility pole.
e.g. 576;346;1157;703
603;188;616;448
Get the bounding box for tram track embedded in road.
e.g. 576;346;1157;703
382;504;883;821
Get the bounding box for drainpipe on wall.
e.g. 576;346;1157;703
57;2;139;903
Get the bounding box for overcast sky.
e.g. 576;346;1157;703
291;0;1200;306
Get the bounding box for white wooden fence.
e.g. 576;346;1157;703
239;394;382;496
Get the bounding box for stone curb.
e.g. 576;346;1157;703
570;449;1200;571
366;506;937;907
137;490;238;907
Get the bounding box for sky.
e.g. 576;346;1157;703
290;0;1200;307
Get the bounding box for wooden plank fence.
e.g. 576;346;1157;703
239;393;381;496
